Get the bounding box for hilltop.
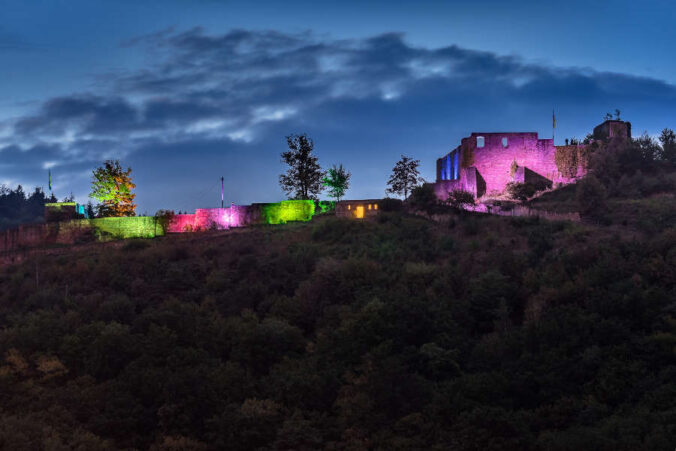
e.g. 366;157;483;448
0;198;674;450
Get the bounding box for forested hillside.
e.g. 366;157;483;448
0;202;674;449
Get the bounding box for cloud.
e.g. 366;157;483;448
2;28;676;211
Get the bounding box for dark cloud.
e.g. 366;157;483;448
2;28;676;211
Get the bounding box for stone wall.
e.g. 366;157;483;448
593;120;631;141
166;200;316;232
0;217;164;254
430;167;482;199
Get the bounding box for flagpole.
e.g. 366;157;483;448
552;109;555;144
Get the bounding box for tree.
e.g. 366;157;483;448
322;164;351;202
634;132;659;164
658;128;676;163
89;160;136;217
409;184;439;214
279;134;324;200
386;155;423;200
85;201;96;218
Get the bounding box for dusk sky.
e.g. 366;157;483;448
1;0;675;213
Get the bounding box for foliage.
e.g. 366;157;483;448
0;209;674;449
576;174;607;217
379;197;404;212
317;200;336;214
0;185;55;230
446;189;475;210
279;134;324;200
408;184;440;214
506;182;538;201
321;164;351;202
89;160;137;217
386;155;423;200
659;128;676;163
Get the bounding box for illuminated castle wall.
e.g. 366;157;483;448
167;200;315;232
431;119;631;200
0;200;317;254
0;217;164;253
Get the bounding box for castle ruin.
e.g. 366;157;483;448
430;119;631;200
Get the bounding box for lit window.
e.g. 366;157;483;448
368;204;372;210
374;204;378;210
477;136;485;148
502;137;508;147
347;205;351;210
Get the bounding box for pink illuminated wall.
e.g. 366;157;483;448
167;207;250;232
167;205;259;233
433;131;586;199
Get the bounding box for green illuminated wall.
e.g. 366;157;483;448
260;200;315;224
58;217;164;240
90;217;164;239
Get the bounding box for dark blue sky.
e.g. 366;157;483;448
1;0;675;213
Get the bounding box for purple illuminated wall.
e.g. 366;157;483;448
433;131;585;199
167;206;248;232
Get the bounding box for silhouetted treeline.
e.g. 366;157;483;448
0;185;56;230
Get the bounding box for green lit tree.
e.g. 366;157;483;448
322;164;351;202
386;155;423;200
89;160;136;217
279;134;324;200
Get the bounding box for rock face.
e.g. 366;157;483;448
430;119;631;200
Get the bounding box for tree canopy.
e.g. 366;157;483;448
387;155;423;200
279;134;324;200
322;164;351;202
89;160;136;217
0;185;55;230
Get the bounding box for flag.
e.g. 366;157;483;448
48;170;52;191
552;110;556;129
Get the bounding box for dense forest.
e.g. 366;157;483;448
0;136;675;450
0;186;56;231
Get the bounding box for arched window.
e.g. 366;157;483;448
502;137;508;147
477;136;485;148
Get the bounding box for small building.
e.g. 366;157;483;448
336;199;381;219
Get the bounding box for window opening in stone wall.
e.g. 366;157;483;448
477;136;485;148
502;137;508;147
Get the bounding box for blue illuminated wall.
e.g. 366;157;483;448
439;150;460;181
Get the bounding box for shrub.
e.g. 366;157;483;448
506;182;538;201
380;197;404;212
576;175;607;216
409;184;440;214
446;190;475;211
